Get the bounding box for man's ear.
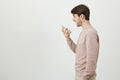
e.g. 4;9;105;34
80;14;85;20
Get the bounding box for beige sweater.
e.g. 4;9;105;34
67;26;99;80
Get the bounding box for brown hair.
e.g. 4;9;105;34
71;4;90;20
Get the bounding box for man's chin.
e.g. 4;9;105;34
77;25;81;27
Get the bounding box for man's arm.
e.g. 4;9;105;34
62;26;76;54
82;31;99;80
66;37;76;53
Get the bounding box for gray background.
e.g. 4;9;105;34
0;0;120;80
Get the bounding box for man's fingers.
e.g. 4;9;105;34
65;28;71;34
61;26;71;36
69;30;71;33
62;27;64;32
62;26;66;32
65;29;68;34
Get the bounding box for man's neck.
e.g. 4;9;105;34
81;20;91;30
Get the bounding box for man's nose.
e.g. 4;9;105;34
72;18;75;22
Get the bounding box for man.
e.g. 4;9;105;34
62;4;99;80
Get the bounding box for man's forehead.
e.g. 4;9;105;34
72;14;78;17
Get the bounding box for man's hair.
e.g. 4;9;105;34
71;4;90;20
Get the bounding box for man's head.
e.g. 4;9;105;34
71;4;90;27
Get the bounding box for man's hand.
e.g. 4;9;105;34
62;26;71;39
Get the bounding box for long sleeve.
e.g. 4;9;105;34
66;38;76;53
82;31;99;80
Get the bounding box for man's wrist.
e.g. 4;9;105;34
66;37;70;40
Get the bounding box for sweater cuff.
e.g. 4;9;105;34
66;37;71;42
66;37;71;40
81;77;88;80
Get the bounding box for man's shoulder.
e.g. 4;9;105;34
86;27;99;38
87;27;98;34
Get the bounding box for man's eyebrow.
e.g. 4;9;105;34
72;14;75;17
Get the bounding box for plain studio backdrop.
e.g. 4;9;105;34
0;0;120;80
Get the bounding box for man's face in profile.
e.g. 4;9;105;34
72;14;82;27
